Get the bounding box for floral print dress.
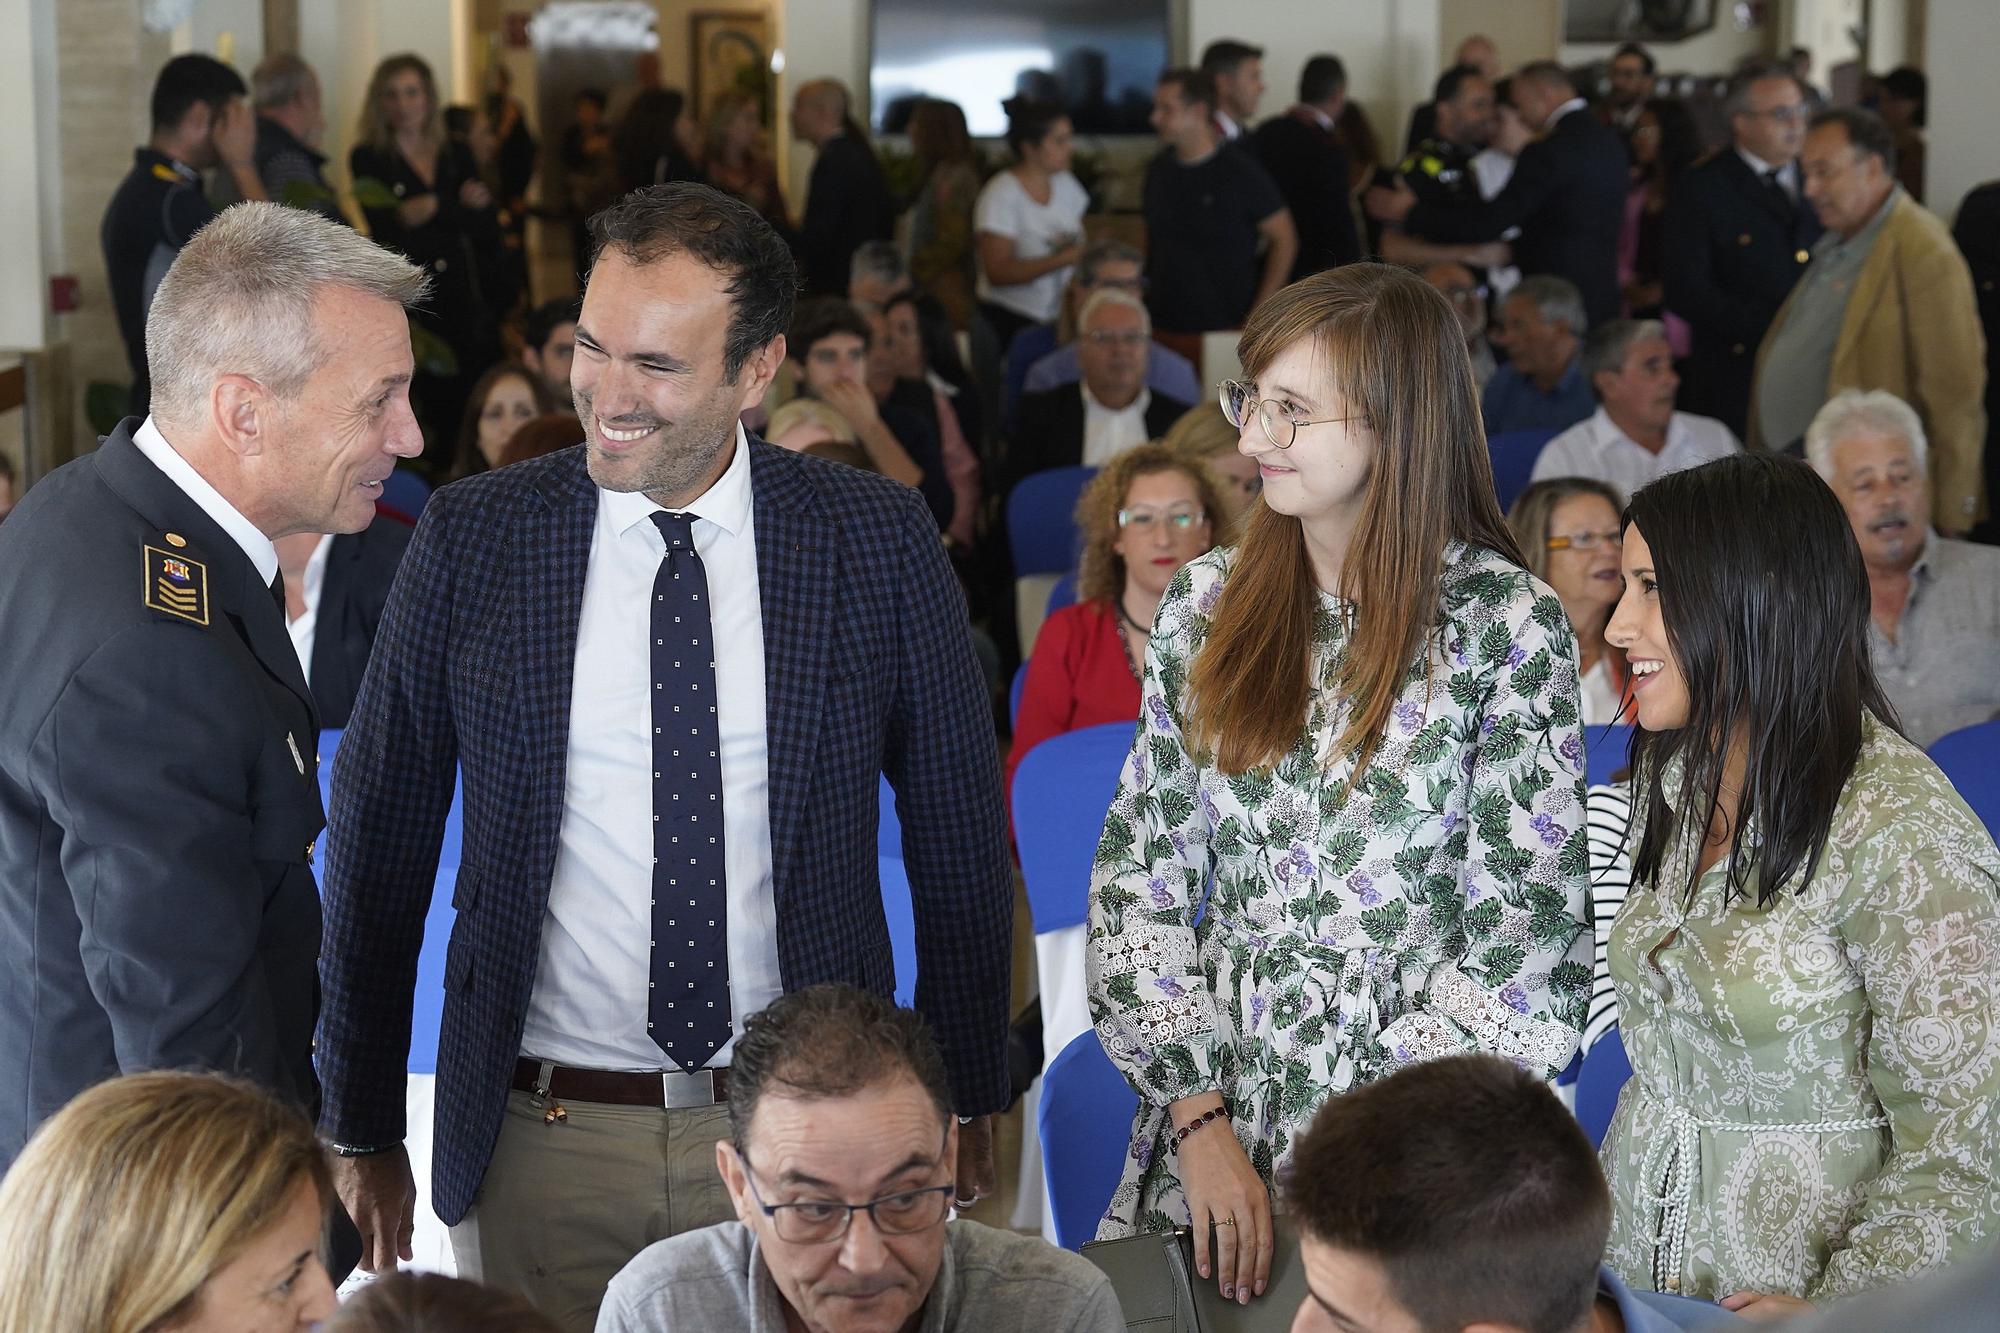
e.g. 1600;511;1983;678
1085;541;1593;1237
1601;714;2000;1302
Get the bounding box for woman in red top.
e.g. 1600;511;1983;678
1008;443;1233;811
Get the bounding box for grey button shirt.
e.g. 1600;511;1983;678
1756;187;1902;451
1869;532;2000;747
596;1218;1127;1333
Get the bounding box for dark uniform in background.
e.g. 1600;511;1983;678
1662;148;1823;438
1399;132;1482;210
0;419;325;1171
308;519;415;729
1249;108;1360;280
100;150;215;416
1949;180;2000;530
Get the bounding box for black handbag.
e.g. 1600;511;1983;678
1082;1220;1308;1332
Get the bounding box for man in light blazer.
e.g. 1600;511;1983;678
317;184;1013;1331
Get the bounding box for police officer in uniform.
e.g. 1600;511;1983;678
1662;60;1823;437
1379;64;1497;271
0;204;425;1225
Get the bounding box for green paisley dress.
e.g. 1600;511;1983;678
1601;714;2000;1301
1085;541;1594;1237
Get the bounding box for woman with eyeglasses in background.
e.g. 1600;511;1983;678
1086;264;1590;1304
1006;444;1229;824
1507;477;1633;725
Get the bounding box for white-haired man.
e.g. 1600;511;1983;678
1008;287;1191;489
1806;388;2000;746
0;202;425;1176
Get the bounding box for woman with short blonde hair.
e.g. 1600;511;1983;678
0;1071;336;1332
1086;264;1590;1302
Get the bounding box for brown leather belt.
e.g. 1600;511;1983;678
512;1057;730;1109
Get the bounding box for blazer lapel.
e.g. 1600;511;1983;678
515;452;598;870
750;441;835;900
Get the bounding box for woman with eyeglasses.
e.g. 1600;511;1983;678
1597;453;2000;1318
1007;444;1230;823
1507;477;1632;725
1085;263;1591;1303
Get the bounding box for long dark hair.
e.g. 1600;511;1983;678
1624;454;1901;910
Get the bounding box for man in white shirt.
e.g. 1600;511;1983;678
1009;289;1191;489
1532;319;1740;498
0;201;425;1244
319;184;1014;1332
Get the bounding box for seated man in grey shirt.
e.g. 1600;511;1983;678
1807;389;2000;747
597;985;1123;1333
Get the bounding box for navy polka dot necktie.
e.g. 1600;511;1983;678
647;511;731;1070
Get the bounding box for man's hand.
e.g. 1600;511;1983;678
214;97;258;172
1364;176;1418;224
954;1116;996;1207
459;178;494;211
817;377;883;432
331;1145;417;1274
1719;1292;1815;1323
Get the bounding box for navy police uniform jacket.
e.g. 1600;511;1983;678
0;420;325;1169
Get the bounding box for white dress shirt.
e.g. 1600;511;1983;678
1080;383;1153;468
284;534;334;682
132;416;279;585
1530;407;1741;500
1736;147;1799;203
520;424;782;1072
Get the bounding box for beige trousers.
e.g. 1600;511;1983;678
449;1089;736;1333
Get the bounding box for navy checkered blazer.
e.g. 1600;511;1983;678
316;441;1013;1225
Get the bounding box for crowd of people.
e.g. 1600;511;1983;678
0;21;1995;1333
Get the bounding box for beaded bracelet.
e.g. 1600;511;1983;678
1169;1106;1229;1155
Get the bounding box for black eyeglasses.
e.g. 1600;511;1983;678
740;1136;956;1245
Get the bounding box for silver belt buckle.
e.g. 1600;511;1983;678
662;1067;715;1110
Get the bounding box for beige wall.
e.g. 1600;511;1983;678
1924;0;1999;225
1560;14;1776;75
1438;0;1560;69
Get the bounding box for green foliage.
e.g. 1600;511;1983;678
1096;814;1133;866
1359;900;1409;945
1480;942;1526;982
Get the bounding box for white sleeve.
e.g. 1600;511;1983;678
974;174;1022;238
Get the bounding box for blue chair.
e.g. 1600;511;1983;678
1014;723;1135;933
1009;663;1029;731
378;468;433;522
1486;428;1560;511
1575;1026;1633;1148
1039;1032;1138;1249
1007;466;1097;577
313;729;459;1074
877;773;903;860
1001;322;1059;432
876;856;920;1006
1930;719;2000;840
1584;723;1635;787
1045;571;1078;617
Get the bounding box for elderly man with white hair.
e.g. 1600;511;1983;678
1807;387;2000;746
1007;287;1191;490
0;201;425;1185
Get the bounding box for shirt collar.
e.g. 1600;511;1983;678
1214;110;1242;139
1080;382;1151;418
1295;103;1335;132
1588;405;1684;453
131;415;280;584
600;420;754;540
1908;527;1941;580
1826;184;1901;254
1545;97;1588;130
1736;145;1783;177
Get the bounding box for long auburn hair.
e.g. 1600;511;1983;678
1623;454;1901;910
356;53;439;154
1187;263;1522;778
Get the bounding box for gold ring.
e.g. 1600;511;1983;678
1214;1216;1237;1227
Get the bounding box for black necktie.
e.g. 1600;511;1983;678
647;511;732;1071
269;569;287;618
1764;168;1796;228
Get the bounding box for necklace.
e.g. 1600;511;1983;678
1111;599;1148;685
1116;596;1151;634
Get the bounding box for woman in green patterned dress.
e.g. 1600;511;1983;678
1600;454;2000;1319
1084;264;1593;1305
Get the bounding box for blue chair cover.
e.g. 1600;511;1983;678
1575;1026;1633;1149
1584;723;1635;787
1486;428;1560;511
1007;466;1097;577
877;773;903;860
1046;571;1078;616
1930;719;2000;841
1015;722;1135;933
1039;1032;1138;1249
876;856;919;1006
1001;322;1059;432
1009;663;1029;732
378;468;433;521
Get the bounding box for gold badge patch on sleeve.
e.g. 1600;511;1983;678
144;544;209;625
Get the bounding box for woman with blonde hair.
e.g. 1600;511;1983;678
1085;263;1590;1303
351;53;502;461
1007;443;1229;810
0;1071;337;1332
1162;401;1263;527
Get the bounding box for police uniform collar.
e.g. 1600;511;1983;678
136;146;199;182
131;416;279;585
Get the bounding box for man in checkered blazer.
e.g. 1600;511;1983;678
316;184;1013;1329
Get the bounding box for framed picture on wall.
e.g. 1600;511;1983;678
691;9;774;124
